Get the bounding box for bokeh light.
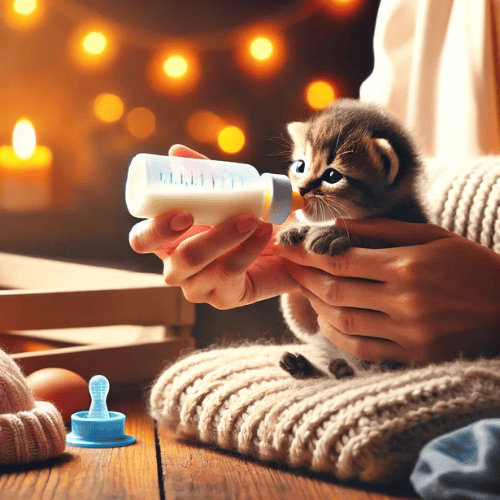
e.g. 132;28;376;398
249;37;274;61
12;118;36;159
148;47;199;96
4;0;43;29
163;55;188;79
13;0;37;16
69;23;117;70
218;126;245;154
187;110;225;144
82;31;107;56
126;107;156;139
306;80;336;109
236;25;285;78
93;93;124;123
319;0;365;17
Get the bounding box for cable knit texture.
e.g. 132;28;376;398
150;157;500;483
0;350;66;466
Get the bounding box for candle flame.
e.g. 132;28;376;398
12;119;36;159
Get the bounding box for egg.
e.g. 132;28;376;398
26;368;91;422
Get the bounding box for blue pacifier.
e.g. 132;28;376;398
66;375;135;448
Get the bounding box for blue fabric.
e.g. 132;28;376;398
410;418;500;499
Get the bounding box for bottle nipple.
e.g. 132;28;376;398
66;375;135;448
291;188;305;212
87;375;110;420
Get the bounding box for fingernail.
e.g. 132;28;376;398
235;215;258;233
170;211;193;232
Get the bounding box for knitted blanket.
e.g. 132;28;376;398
150;157;500;483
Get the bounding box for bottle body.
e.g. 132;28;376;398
125;153;303;225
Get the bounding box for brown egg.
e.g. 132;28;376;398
26;368;91;422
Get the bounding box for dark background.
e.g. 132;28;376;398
0;0;380;346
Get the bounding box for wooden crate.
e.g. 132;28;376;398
0;252;195;387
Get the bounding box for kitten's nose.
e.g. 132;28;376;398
299;187;310;197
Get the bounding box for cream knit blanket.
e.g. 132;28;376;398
150;157;500;483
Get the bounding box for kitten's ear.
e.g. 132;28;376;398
287;121;308;152
373;138;399;184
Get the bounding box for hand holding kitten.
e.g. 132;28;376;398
277;218;500;364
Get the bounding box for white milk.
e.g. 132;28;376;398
125;154;304;225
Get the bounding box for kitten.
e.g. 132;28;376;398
276;98;428;380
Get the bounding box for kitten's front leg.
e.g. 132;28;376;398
276;225;311;247
305;226;379;256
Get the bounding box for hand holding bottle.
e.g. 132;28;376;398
128;145;300;309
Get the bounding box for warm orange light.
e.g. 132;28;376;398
4;0;43;29
148;48;199;96
69;23;117;70
236;25;286;78
306;80;336;109
319;0;365;17
249;37;274;61
187;110;225;144
13;0;37;16
0;119;52;172
82;31;107;55
218;126;245;154
126;107;156;139
163;55;188;79
93;93;124;123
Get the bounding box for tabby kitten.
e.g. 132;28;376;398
277;98;428;380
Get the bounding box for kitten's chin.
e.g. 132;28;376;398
295;209;336;224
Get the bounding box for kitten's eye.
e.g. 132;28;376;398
322;168;343;184
291;160;305;174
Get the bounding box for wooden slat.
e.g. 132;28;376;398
157;428;418;500
0;287;193;331
0;397;161;500
0;252;166;290
12;339;195;385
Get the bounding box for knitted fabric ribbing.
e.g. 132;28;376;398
0;350;66;466
150;345;500;483
150;157;500;483
426;156;500;252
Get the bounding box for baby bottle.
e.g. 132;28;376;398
125;153;304;225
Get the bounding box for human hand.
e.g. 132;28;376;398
129;144;299;309
276;218;500;364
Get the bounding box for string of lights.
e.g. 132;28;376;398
2;0;364;156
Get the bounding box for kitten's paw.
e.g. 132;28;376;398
328;358;355;379
279;352;325;379
276;225;311;247
304;226;353;256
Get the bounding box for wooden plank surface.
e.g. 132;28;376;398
157;428;419;500
0;396;160;500
0;394;419;500
12;338;195;386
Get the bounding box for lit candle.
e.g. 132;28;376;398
0;118;52;210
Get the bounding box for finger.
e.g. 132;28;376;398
317;316;406;363
217;222;274;276
129;210;194;254
163;214;260;283
300;286;400;340
282;260;388;312
168;144;208;159
276;244;395;281
334;218;456;246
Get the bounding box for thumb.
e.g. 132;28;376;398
334;218;456;246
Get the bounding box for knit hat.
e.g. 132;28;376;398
0;349;66;466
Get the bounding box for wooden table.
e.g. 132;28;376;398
0;395;419;500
